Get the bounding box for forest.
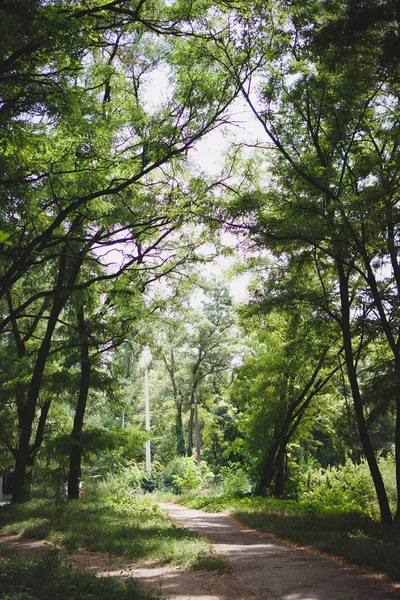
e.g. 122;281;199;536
1;0;400;578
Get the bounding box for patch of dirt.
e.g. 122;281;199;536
0;533;47;553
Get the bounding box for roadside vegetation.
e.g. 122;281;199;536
0;483;231;600
0;487;215;567
0;547;159;600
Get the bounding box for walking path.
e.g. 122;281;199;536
2;502;399;600
159;502;400;600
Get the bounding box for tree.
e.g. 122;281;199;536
1;0;245;502
142;280;237;461
207;0;399;524
231;305;340;497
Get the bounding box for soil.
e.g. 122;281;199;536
1;501;400;600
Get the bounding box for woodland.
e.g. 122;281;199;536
1;0;400;545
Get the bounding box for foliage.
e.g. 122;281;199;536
0;547;159;600
213;0;400;523
299;459;378;514
155;457;214;494
0;0;240;502
229;309;341;496
217;463;254;498
299;451;397;513
0;493;214;567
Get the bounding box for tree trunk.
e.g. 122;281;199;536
12;233;83;503
395;361;400;523
256;424;281;495
194;391;201;465
12;294;65;503
68;306;90;500
274;443;286;497
337;258;392;525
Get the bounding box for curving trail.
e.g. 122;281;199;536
159;502;400;600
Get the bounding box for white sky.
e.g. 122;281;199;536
96;68;265;304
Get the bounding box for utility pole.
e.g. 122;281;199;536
194;390;201;466
141;347;152;473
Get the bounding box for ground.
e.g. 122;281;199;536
1;501;400;600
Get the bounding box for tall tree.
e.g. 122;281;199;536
1;0;245;502
207;0;400;522
231;307;340;497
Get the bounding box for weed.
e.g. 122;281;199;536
191;553;233;574
0;490;215;568
0;547;160;600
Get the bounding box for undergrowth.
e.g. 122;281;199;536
0;492;212;567
0;546;159;600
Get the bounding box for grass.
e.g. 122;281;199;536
179;493;400;582
191;552;233;574
0;546;159;600
0;491;230;600
0;494;212;566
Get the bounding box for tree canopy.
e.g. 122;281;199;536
1;0;400;525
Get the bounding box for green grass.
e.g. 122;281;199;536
191;553;233;574
179;493;400;582
0;547;159;600
0;494;213;566
0;492;229;600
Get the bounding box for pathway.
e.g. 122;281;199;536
159;502;400;600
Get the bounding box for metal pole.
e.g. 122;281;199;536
141;347;152;473
194;390;201;466
145;364;151;472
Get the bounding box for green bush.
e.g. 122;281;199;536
298;458;377;514
378;447;397;508
155;457;214;494
218;463;253;498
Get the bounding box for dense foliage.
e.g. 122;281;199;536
1;0;399;534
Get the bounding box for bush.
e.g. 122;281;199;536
298;458;377;514
155;457;214;494
378;447;397;508
218;463;253;498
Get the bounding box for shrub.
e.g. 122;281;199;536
298;458;377;513
218;463;253;498
378;447;397;508
155;457;213;494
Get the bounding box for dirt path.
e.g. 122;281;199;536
2;503;400;600
159;502;400;600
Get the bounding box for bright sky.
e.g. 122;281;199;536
97;66;266;304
